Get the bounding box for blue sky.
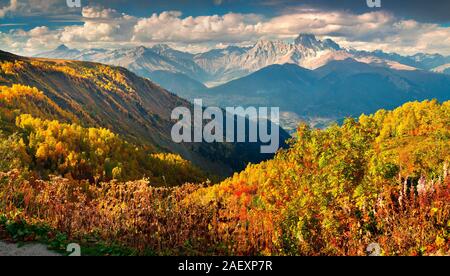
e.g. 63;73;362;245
3;0;450;29
1;0;450;56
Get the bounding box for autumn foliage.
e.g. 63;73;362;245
0;85;205;185
0;90;449;255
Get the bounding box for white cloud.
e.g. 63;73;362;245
1;6;450;56
61;22;121;42
129;8;450;55
58;6;138;44
1;0;77;18
81;6;121;19
132;11;264;43
25;26;61;50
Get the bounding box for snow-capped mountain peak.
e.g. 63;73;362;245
35;33;450;89
293;34;341;51
322;39;341;51
294;34;323;49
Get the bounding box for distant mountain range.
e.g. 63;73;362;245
206;59;450;130
37;34;450;88
35;34;450;131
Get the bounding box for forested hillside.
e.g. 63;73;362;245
191;99;450;255
0;50;278;176
1;100;448;255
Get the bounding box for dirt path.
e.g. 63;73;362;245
0;241;61;256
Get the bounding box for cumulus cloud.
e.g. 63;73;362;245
25;26;62;50
0;0;78;18
58;6;138;44
132;11;264;43
1;5;450;56
130;8;450;55
82;6;122;19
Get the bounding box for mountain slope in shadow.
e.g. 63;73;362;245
0;50;287;176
